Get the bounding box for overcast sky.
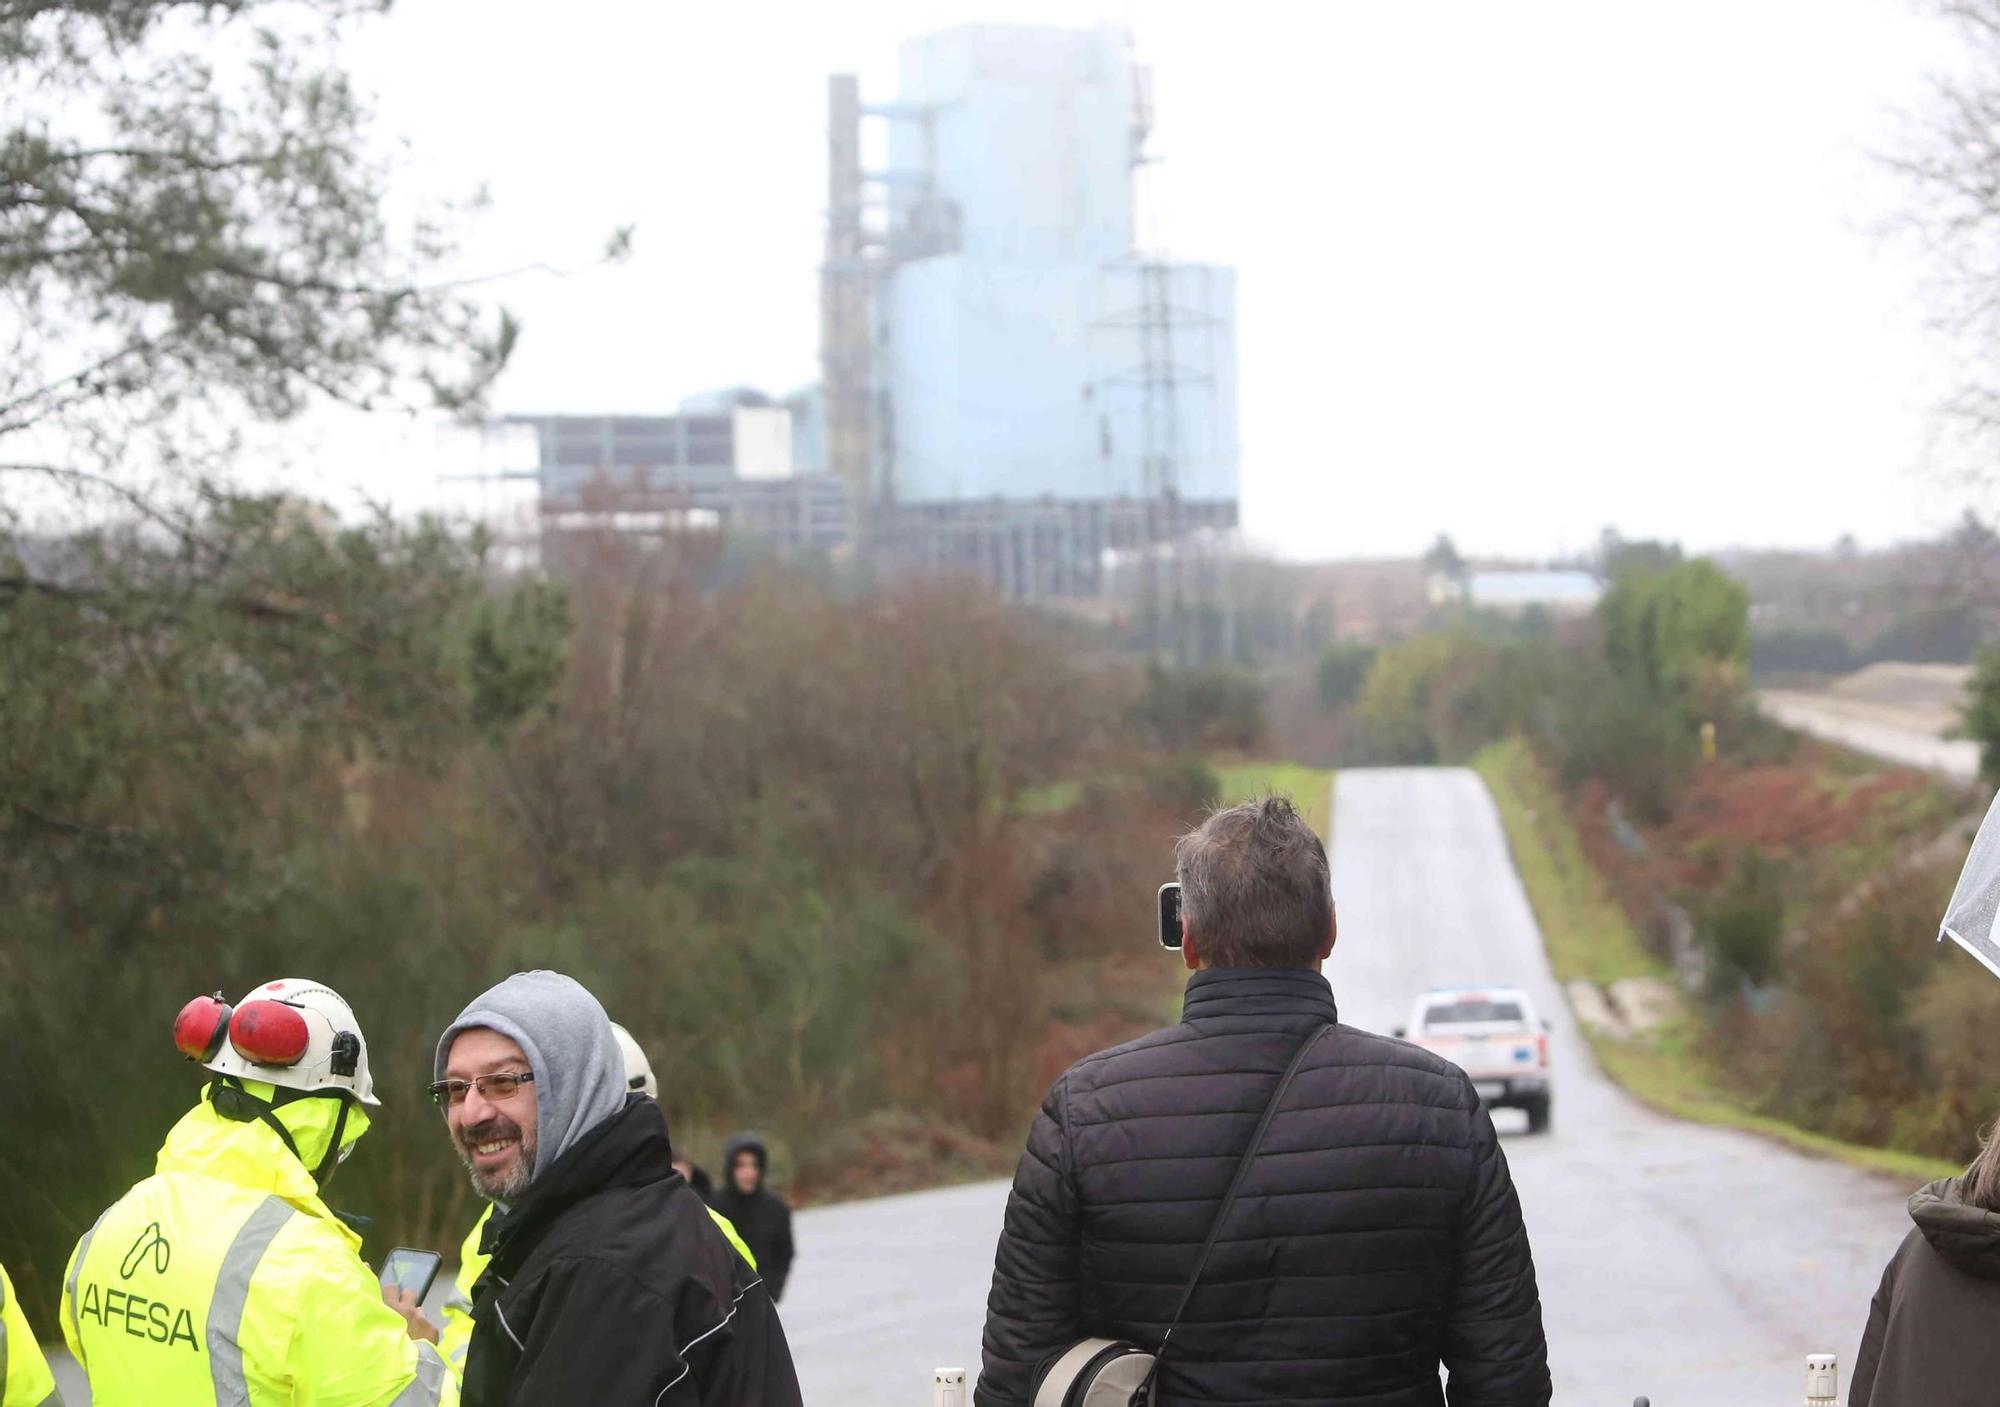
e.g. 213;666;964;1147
308;0;1973;561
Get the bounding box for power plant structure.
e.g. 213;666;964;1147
823;24;1239;606
457;391;847;576
505;394;848;573
481;24;1238;618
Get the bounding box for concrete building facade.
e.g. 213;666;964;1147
510;396;850;568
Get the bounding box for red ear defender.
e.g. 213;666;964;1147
173;994;233;1063
229;1001;311;1067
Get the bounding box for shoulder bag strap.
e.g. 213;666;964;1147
1143;1021;1334;1390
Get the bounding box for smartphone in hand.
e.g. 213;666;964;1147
379;1247;444;1304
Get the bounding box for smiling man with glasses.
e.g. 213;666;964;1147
434;971;801;1407
430;1062;539;1202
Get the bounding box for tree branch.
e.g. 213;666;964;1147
0;571;304;621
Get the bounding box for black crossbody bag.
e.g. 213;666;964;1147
1029;1023;1334;1407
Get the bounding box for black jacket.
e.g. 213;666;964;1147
977;967;1550;1407
711;1135;797;1302
464;1096;803;1407
1851;1177;2000;1407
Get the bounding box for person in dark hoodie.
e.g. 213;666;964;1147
1850;1116;2000;1406
710;1134;796;1302
433;971;801;1406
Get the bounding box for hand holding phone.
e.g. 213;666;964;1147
379;1248;443;1344
383;1284;439;1343
378;1247;443;1303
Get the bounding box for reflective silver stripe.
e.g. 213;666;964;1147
207;1196;296;1407
388;1341;449;1406
442;1288;474;1366
653;1278;759;1406
39;1391;67;1407
64;1208;111;1371
493;1301;525;1351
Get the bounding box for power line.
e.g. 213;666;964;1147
1092;257;1220;662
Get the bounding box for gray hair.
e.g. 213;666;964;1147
1174;795;1332;969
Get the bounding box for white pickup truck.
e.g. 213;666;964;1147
1398;987;1553;1133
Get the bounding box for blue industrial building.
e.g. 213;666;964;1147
824;25;1239;598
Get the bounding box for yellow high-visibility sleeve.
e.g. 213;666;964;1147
280;1225;458;1407
2;1261;63;1407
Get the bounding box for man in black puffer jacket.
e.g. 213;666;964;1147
977;797;1551;1407
436;971;802;1407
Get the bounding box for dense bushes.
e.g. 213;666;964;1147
1695;851;1788;993
1960;648;2000;781
1542;664;1697;822
1751;605;1986;678
1336;556;1749;820
0;502;1187;1311
1499;731;1989;1171
1725;860;1967;1157
1314;643;1375;710
1130;661;1265;752
1750;626;1861;676
1599;560;1748;719
1348;633;1496;763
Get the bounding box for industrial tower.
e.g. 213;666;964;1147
819;25;1238;605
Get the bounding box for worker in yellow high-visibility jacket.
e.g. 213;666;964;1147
62;978;453;1406
436;1021;754;1370
2;1260;63;1407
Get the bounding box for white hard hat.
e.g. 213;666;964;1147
609;1022;657;1101
175;977;380;1106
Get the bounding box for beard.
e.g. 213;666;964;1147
458;1113;537;1202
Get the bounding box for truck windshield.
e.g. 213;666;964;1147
1423;998;1526;1026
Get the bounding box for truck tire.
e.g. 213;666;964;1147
1526;1097;1552;1135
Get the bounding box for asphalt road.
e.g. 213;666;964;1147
785;767;1918;1407
48;768;1919;1405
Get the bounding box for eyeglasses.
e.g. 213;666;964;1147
428;1071;536;1107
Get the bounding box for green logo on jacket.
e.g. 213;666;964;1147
119;1222;171;1279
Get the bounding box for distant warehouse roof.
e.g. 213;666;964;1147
1461;569;1603;614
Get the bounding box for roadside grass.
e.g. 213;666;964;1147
1014;762;1339;842
1473;736;1958;1184
1208;759;1336;842
1593;1030;1959;1184
1472;739;1659;988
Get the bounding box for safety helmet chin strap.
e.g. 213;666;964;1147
209;1076;357;1189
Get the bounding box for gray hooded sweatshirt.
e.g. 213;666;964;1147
434;970;627;1183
